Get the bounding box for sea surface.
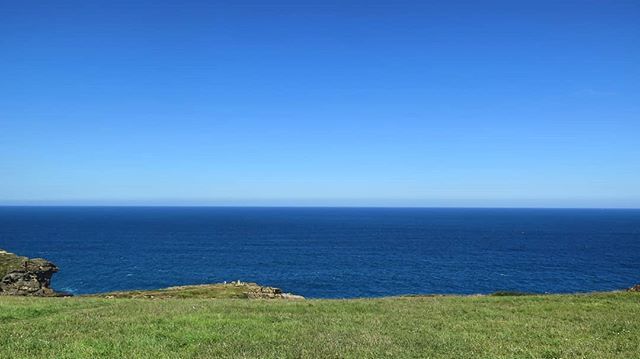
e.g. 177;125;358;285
0;207;638;298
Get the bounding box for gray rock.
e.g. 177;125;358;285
0;249;63;296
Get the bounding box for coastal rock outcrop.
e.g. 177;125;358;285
97;280;305;300
628;284;640;292
239;281;305;300
0;249;62;296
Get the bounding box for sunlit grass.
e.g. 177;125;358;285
1;292;638;358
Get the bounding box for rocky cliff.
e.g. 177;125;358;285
0;249;61;296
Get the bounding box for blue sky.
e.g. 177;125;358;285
1;0;639;207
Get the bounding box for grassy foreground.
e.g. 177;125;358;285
1;292;638;358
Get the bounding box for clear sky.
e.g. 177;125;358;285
1;1;639;207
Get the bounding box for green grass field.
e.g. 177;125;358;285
1;291;639;358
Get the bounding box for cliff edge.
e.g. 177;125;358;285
0;249;61;296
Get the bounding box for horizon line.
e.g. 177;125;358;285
0;204;638;210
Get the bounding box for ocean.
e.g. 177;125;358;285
0;207;638;298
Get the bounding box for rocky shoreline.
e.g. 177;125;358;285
0;248;303;300
0;249;63;296
94;281;305;300
2;248;638;299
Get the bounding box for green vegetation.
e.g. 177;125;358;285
0;250;27;278
1;291;638;358
91;283;270;299
489;290;533;296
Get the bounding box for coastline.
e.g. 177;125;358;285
3;248;639;357
3;248;638;299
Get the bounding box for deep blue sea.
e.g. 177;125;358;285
0;207;638;298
